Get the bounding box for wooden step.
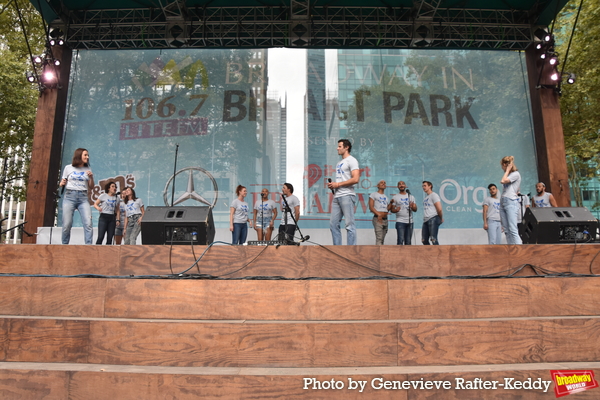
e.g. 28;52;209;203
1;362;599;399
0;276;599;321
2;244;599;278
1;316;599;367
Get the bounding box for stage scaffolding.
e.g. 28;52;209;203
38;0;562;50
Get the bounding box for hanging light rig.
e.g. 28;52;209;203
25;28;65;92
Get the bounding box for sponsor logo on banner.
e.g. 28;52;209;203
551;370;599;397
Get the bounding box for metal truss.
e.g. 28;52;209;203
54;5;538;50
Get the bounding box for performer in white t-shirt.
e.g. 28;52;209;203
499;156;522;244
421;181;443;245
327;139;360;245
253;188;278;241
533;182;557;208
59;148;94;244
368;180;389;245
390;181;417;245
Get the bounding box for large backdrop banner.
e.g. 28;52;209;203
61;48;537;230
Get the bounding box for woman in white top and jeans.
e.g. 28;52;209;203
59;148;94;244
123;187;144;245
499;156;522;245
229;185;252;244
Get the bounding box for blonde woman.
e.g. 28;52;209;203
499;156;522;244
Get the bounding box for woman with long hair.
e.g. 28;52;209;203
94;181;120;244
122;187;145;245
253;188;277;241
59;148;94;244
229;185;252;244
499;156;523;244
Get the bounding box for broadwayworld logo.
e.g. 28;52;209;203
551;370;599;398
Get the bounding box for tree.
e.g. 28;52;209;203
554;0;600;208
0;0;45;202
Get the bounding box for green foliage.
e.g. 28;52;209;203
0;0;45;201
555;0;600;206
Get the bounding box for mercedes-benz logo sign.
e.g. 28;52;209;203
163;166;219;207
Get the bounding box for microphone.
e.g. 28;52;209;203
299;235;311;243
328;178;335;195
406;189;411;195
261;193;266;198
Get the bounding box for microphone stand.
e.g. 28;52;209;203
170;143;179;207
280;194;308;245
406;189;414;245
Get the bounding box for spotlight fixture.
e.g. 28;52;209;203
550;71;560;81
543;33;553;43
58;39;64;46
26;71;36;83
549;56;559;66
536;43;543;50
33;55;43;64
540;53;547;60
567;73;576;84
53;59;61;66
42;70;57;84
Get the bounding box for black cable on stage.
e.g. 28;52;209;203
217;243;270;277
173;240;233;276
303;238;409;278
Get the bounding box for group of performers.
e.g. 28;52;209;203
60;148;145;245
62;144;552;247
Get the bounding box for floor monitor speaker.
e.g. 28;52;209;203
521;207;597;244
141;206;215;245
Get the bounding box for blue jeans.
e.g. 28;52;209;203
232;222;248;244
500;197;522;244
421;216;441;245
62;189;93;244
487;219;502;245
330;195;357;245
395;222;413;245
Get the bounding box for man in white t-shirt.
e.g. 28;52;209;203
421;181;443;245
278;183;300;243
533;182;557;208
390;181;417;245
327;139;360;245
368;180;389;245
483;184;502;244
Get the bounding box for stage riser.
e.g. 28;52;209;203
1;317;599;367
1;244;600;278
1;369;599;399
0;277;599;321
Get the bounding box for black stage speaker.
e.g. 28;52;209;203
141;206;215;245
521;207;598;244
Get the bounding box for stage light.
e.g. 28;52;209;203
543;33;553;43
540;53;547;60
550;71;560;81
33;55;43;64
42;70;57;83
49;39;56;46
58;39;64;46
53;59;60;66
26;71;36;83
536;43;543;50
549;56;559;66
567;73;576;84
